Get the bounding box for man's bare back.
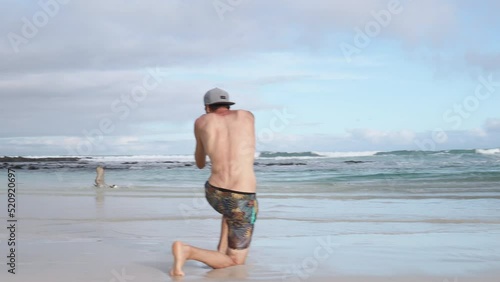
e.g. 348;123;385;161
194;109;256;193
170;88;258;277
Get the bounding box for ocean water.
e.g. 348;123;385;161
9;148;500;194
3;149;500;278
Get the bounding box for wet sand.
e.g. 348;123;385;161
0;186;499;281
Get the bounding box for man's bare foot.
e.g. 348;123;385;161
170;241;190;277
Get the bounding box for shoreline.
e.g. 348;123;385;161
0;191;499;281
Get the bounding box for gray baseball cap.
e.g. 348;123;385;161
204;88;235;105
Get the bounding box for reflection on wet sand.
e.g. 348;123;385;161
205;265;249;280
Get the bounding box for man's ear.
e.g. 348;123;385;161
205;105;210;113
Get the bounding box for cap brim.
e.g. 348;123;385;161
206;102;235;105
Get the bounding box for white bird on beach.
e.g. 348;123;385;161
94;166;118;189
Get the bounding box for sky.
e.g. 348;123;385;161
1;0;500;156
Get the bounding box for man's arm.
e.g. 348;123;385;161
194;119;206;169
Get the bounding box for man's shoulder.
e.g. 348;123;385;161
195;114;210;127
234;110;254;119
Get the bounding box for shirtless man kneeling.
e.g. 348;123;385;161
170;88;258;276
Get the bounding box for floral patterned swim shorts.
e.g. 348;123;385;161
205;181;258;250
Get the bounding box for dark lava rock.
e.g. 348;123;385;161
265;162;307;166
0;156;80;162
344;160;369;164
122;162;139;164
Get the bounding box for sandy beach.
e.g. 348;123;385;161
1;174;499;281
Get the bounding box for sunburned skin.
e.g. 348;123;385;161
170;91;258;277
194;109;256;193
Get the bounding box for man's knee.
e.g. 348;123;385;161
228;250;248;265
230;257;245;266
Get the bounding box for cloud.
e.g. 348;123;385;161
258;123;500;153
485;118;500;133
1;1;460;67
346;128;416;144
2;119;500;155
467;118;500;138
468;128;487;138
0;134;195;156
386;0;458;47
1;1;498;155
466;52;500;72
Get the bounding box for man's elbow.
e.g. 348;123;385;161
195;158;206;169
